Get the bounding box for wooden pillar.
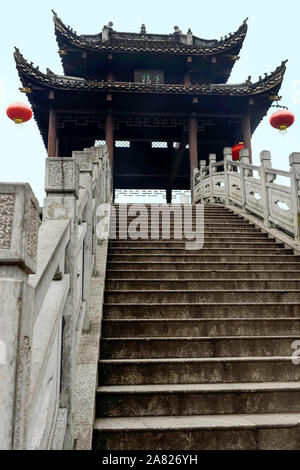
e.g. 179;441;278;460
107;71;114;82
107;54;114;82
166;188;172;204
242;114;252;163
184;72;191;86
189;116;198;186
105;113;114;167
48;109;57;157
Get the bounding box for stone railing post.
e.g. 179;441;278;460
192;168;199;203
98;147;105;204
240;148;250;212
223;147;232;206
209;154;217;202
73;150;94;332
289;153;300;243
0;183;39;449
104;145;113;203
91;147;102;257
44;157;79;448
199;160;206;203
260;150;272;228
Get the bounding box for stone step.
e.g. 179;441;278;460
199;233;269;238
111;221;257;227
102;318;300;337
100;336;300;359
108;248;289;256
105;279;300;291
96;382;300;418
106;262;300;271
113;206;225;211
113;203;222;206
114;217;246;223
105;270;300;280
97;201;300;450
98;357;300;386
107;255;299;263
104;290;300;304
103;303;300;319
93;412;300;450
109;240;278;248
110;228;265;235
111;224;257;231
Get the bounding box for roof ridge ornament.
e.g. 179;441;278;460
173;26;182;37
46;68;55;77
140;24;146;35
102;22;113;42
186;28;193;45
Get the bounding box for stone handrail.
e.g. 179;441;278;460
0;145;112;450
193;148;300;244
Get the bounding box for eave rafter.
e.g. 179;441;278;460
14;47;287;98
52;10;248;57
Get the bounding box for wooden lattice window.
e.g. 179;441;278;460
115;141;130;148
151;141;168;148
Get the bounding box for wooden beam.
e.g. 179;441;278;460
54;108;244;119
48;109;57;157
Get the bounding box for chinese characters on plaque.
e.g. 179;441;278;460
134;70;164;84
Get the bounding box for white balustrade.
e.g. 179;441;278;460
193;148;300;242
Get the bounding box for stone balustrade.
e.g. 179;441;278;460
0;145;112;450
193;148;300;244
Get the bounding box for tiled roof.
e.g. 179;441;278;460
53;11;248;57
14;48;286;97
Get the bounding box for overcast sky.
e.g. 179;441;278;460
1;0;299;203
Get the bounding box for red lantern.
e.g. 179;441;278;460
270;109;295;134
6;101;32;124
232;142;244;161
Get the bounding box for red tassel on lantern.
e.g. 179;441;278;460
232;142;244;161
270;109;295;134
6;102;32;124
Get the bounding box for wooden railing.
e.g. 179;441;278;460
0;145;112;450
193;148;300;243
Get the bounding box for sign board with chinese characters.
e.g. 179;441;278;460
134;70;164;84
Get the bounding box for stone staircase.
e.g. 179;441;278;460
93;203;300;450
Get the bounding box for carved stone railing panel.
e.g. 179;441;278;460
245;178;264;216
212;174;225;198
228;173;242;204
202;177;211;199
268;186;293;229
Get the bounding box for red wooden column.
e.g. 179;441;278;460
184;72;191;86
48;108;57;157
105;113;114;168
189;116;198;182
242;114;252;164
184;56;192;86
